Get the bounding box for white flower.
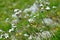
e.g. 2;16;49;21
28;18;34;23
15;10;22;15
41;31;51;38
45;6;50;10
43;18;53;25
11;24;17;28
39;3;43;7
0;29;3;32
12;14;17;18
13;9;22;18
9;28;14;32
52;6;56;9
5;18;9;22
33;15;36;18
24;33;29;37
14;10;22;18
0;35;3;39
40;29;43;32
4;33;9;39
24;14;29;18
11;23;15;26
14;9;19;13
41;7;44;10
28;35;33;40
45;1;50;5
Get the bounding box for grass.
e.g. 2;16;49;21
0;0;60;40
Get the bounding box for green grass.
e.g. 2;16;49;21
0;0;60;40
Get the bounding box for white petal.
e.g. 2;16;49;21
45;6;50;10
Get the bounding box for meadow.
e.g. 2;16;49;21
0;0;60;40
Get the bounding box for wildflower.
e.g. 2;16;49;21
15;10;22;19
28;18;34;23
24;14;29;18
11;23;17;28
5;18;9;22
4;33;9;39
9;28;14;32
24;33;29;37
15;10;22;16
45;1;50;5
13;9;22;19
39;3;43;7
14;9;19;13
0;29;3;32
45;6;50;10
40;29;43;32
12;14;17;18
41;7;44;10
52;6;56;9
40;7;44;12
28;35;33;40
12;25;17;28
0;35;3;39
